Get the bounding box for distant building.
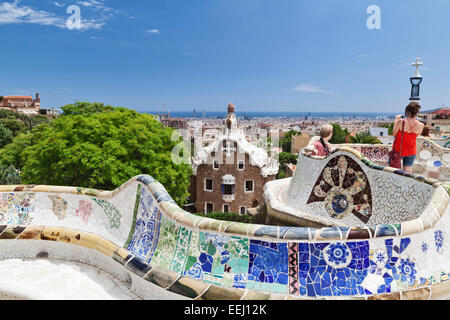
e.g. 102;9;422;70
39;108;62;118
187;103;278;215
161;118;188;130
1;93;40;115
421;106;450;135
369;127;388;138
291;133;311;154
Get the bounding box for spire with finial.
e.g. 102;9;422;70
227;102;235;114
412;57;423;78
410;57;423;102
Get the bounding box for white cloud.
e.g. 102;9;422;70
146;28;160;34
0;0;110;30
53;1;64;7
291;83;333;94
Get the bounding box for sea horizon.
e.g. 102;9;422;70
142;110;397;119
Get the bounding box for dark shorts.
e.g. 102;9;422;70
402;155;416;167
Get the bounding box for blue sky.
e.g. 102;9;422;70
1;0;449;113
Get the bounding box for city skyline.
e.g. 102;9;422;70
1;0;450;113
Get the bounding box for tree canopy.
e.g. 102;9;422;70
329;123;349;144
0;102;192;205
348;132;381;144
280;130;301;153
380;123;394;135
61;101;114;116
0;123;13;148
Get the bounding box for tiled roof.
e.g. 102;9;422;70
4;96;33;99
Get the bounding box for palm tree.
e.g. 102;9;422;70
349;132;381;144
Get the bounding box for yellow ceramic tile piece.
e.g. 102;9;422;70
59;229;83;244
46;186;78;194
114;247;131;260
400;219;423;236
76;232;102;249
95;238;119;257
18;226;45;240
401;287;430;300
0;226;26;239
430;279;450;300
39;226;67;241
0;186;17;192
27;186;50;193
200;285;244;300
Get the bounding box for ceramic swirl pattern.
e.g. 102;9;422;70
307;155;372;223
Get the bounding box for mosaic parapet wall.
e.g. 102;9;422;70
0;168;450;300
278;147;446;228
338;137;450;181
431;137;450;149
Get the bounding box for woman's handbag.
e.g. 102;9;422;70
388;120;405;169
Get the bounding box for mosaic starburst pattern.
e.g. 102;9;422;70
307;155;372;223
399;258;417;282
324;243;352;268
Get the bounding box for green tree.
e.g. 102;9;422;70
0;165;21;185
280;130;301;153
277;152;298;179
61;101;114;116
279;152;298;167
0;118;27;137
0;105;192;206
329;123;349;144
0;123;13;148
30;114;50;127
0;109;20;119
349;132;381;144
0;96;3;103
380;123;394;135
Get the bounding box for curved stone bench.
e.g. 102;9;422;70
337;137;450;181
1;166;450;299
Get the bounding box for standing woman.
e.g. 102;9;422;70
391;102;424;172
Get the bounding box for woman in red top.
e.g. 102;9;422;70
391;102;424;172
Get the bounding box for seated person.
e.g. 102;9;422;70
421;125;431;138
304;124;334;156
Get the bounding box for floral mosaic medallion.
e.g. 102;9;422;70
93;198;121;229
0;193;34;225
127;187;161;262
48;195;68;220
75;200;93;224
307;155;372;223
323;243;352;269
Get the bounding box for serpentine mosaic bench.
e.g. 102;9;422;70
338;137;450;181
1;159;450;299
